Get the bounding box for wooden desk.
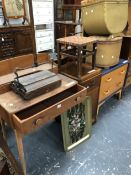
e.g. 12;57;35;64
0;74;87;175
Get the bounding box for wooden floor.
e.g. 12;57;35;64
6;86;131;175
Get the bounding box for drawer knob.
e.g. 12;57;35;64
75;96;81;102
106;78;112;82
34;118;43;126
104;90;110;95
120;70;126;74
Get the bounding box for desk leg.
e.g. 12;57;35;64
15;130;26;175
0;118;6;140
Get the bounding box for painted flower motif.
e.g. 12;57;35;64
68;103;86;143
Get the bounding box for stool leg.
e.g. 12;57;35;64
77;46;82;79
15;130;26;175
57;42;61;73
92;43;97;69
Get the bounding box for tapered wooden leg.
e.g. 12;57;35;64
0;118;6;140
97;101;105;115
97;105;100;116
118;90;122;100
15;130;26;175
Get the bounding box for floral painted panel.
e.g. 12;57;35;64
68;103;86;143
2;0;25;18
61;96;92;151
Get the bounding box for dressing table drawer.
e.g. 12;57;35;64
35;30;53;38
33;1;53;8
33;8;53;16
36;42;53;52
36;36;53;45
12;85;87;134
34;16;53;25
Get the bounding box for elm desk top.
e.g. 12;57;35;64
0;74;77;114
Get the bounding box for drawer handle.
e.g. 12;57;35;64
104;90;110;95
120;70;126;74
75;96;81;102
106;78;112;82
117;82;122;86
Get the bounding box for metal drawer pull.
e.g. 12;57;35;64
117;82;122;86
106;78;112;82
120;70;126;74
75;96;81;102
104;90;110;95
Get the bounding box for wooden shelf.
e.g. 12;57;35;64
55;20;81;25
62;4;81;9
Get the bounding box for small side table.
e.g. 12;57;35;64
57;35;98;81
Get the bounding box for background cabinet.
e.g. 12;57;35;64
120;36;131;87
32;0;54;53
0;26;33;60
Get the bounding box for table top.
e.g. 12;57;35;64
57;36;98;46
0;74;77;114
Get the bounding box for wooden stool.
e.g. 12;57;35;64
57;35;98;80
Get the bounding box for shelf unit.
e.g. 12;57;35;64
55;0;82;41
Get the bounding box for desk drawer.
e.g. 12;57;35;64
12;85;87;134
